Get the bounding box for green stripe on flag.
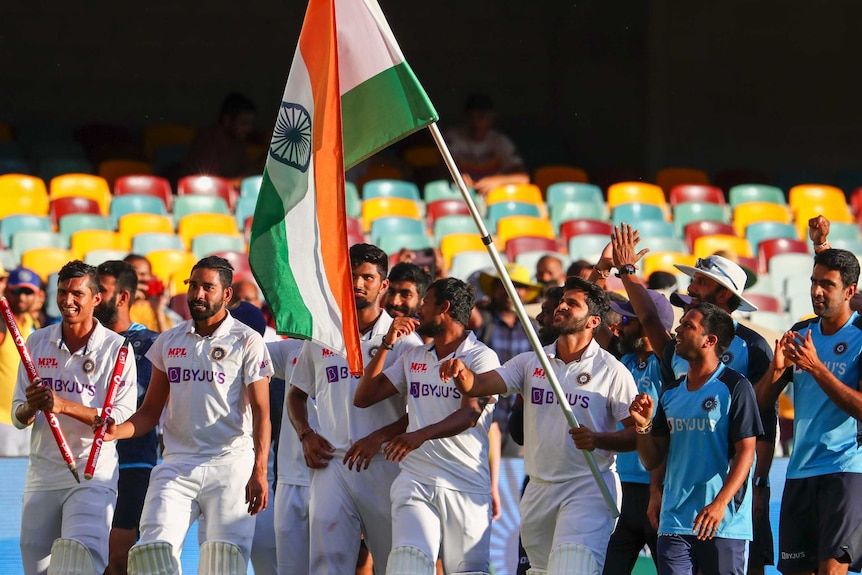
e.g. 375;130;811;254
249;170;314;338
341;61;438;170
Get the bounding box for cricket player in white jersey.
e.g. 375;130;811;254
104;256;273;575
287;243;422;575
354;277;500;574
13;260;138;575
441;276;638;575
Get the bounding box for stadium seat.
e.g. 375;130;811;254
550;202;608;234
240;175;263;199
732;202;791;238
546;182;603;208
668;184;725;208
178;175;236;210
607;182;668;212
487;201;542;233
144;124;196;160
84;249;130;266
533;166;589;195
448;251;497;282
21;248;76;281
788;184;846;216
672;201;729;236
505;236;559;262
361;197;421;233
177;213;240;250
172;195;231;225
830;239;862;253
426;199;471;226
234;196;258;230
496;216;554;249
118;214;175;244
0;215;52;248
58;214;114;243
486;184;544;207
434;215;478;244
346;217;364;245
191;233;246;259
743;293;783;313
639;236;686;256
377;233;434;256
110;194;169;225
424;180;460;203
850;187;862;216
559;219;613;246
49;174;111;215
611;203;667;227
635;219;677;239
211;250;252;280
683;221;737;253
692;234;752;260
370;216;426;245
49;196;102;227
440;233;485;269
362;179;421;203
12;230;68;263
655;167;709;195
827;222;861;241
0;181;50;218
770;253;817;303
568;234;611;261
98;159;153;189
114;175;173;210
728;184;786;209
70;230;130;260
131;232;184;255
758;237;809;274
796;203;854;238
745;221;798;256
147;249;198;284
344;181;362;220
642;252;697;278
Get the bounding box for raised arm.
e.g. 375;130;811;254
354;317;417;408
440;358;508;397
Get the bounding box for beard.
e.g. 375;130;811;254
538;325;561;346
354;296;374;311
189;297;224;321
619;334;647;356
555;314;590;335
94;296;119;327
417;320;443;338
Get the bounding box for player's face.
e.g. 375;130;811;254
553;289;593;335
94;274;119;327
811;264;856;319
57;276;101;327
352;262;387;311
685;273;726;308
537;295;562;341
187;268;230;322
416;287;444;338
385;280;421;318
619;315;646;355
536;258;563;287
674;310;707;361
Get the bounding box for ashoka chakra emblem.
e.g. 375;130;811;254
269;101;312;172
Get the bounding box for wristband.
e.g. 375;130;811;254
754;476;770;488
593;266;611;279
814;241;830;250
381;340;394;351
635;422;652;435
298;427;315;441
616;264;637;277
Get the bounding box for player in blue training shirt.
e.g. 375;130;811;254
630;302;762;575
756;216;862;575
95;260;160;575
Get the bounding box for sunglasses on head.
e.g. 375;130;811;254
11;288;34;296
695;257;739;291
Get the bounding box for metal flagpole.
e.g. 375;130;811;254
427;122;620;517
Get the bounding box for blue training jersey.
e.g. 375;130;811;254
784;312;862;479
653;363;763;540
617;352;662;484
117;323;160;468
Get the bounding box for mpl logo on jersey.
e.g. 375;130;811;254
167;348;187;358
530;386;590;408
410;363;427;373
532;368;546;379
409;381;461;399
167;367;226;385
321;348;337;358
37;357;58;369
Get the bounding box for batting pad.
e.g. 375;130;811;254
547;543;600;575
199;540;245;575
386;545;436;575
47;538;96;575
128;541;178;575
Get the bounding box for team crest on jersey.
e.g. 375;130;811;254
210;347;226;362
701;396;718;412
637;360;647;370
576;372;591;386
834;342;848;355
369;345;380;357
82;359;95;374
720;351;733;364
133;340;141;348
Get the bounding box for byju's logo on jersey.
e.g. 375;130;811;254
168;367;181;383
167;368;226;385
720;351;733;364
270;101;312;172
530;386;590;408
410;382;461;399
37;357;58;368
168;348;187;358
834;342;848;355
531;388;544;404
701;396;718;412
410;382;420;397
576;372;592;386
325;365;349;383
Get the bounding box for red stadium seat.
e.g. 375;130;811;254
426;199;471;226
683;221;736;253
505;236;559;261
758;237;809;274
559;219;612;246
668;184;726;208
49;196;102;227
178;175;236;210
211;250;252;281
744;293;783;313
114;175;173;210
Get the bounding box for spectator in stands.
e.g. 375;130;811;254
445;93;529;195
123;254;174;333
535;254;566;288
567;259;594;280
0;266;40;457
182;92;257;181
230;280;279;342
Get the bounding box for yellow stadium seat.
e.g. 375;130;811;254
361;197;422;232
177;213;240;250
118;214;174;245
144;124;196;159
147;249;198;284
607;182;668;213
533;166;588;195
655;167;709;195
732;201;791;237
440;233;485;269
70;230;130;260
0;174;50;217
788;184;845;215
642;252;697;278
795;203;854;238
495;215;555;249
98;159;153;190
21;248;76;281
49;174;111;216
486;184;544;207
693;234;752;260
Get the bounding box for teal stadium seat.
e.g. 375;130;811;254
345;181;361;219
12;230;68;263
240;175;263;199
362;179;421;202
58;214;114;243
728;184;786;209
611;202;666;227
568;234;610;261
0;214;52;248
487;201;541;233
131;232;184;255
672;201;729;236
234;196;258;230
110;194;168;225
746;221;798;256
378;233;434;255
171;195;230;226
191;233;246;260
550;202;608;234
434;215;478;244
546;182;603;207
370;216;426;245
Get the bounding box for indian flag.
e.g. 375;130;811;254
249;0;438;374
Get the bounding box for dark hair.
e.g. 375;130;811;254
688;302;735;356
350;243;388;278
566;259;593;278
123;253;149;268
814;249;860;289
647;271;677;291
427;277;475;327
58;260;100;295
563;276;610;321
219;92;256;119
543;286;564;305
388;262;431;299
192;256;234;288
96;260;138;297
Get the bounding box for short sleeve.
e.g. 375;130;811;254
495;353;530;396
242;332;274;385
652;394;670;438
382;352;410;396
728;377;764;444
609;365;638;423
290;341;317;397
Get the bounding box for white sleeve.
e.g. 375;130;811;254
467;346;502;374
495;352;530;396
243;332;274;385
382;352;410;396
609;364;638;423
290;341;317;397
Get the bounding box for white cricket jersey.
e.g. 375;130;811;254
268;338;318;487
147;314;273;463
12;321;137;491
496;339;636;483
291;310;422;455
383;332;500;493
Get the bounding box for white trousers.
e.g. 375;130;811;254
273;483;311;575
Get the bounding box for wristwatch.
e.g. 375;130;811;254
754;476;769;488
615;264;637;277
